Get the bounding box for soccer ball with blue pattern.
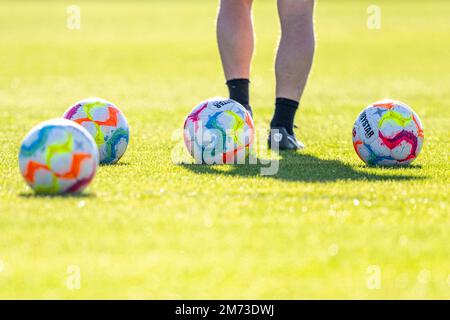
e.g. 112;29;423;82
184;97;254;164
19;118;99;194
63;97;129;164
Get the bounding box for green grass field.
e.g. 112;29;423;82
0;0;449;299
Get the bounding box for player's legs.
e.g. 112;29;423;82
217;0;254;114
269;0;315;150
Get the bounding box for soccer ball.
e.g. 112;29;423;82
63;97;129;164
352;99;424;166
183;97;254;164
19;118;99;194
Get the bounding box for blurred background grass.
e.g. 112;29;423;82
0;0;449;298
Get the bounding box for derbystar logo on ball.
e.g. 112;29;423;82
352;99;424;166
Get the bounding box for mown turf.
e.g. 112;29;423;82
0;0;449;299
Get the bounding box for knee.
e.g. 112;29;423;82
291;0;315;10
279;0;314;32
220;0;253;12
280;0;314;19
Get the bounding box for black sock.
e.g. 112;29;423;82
270;97;299;135
226;79;252;116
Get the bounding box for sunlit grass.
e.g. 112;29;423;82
0;0;448;299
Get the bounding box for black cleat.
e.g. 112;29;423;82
268;127;305;151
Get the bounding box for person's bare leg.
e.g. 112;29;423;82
276;0;315;101
217;0;254;113
217;0;254;80
269;0;315;149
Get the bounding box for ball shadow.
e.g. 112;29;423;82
364;163;423;170
100;161;131;167
18;192;96;199
181;151;424;183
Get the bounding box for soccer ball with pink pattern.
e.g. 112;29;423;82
352;99;424;166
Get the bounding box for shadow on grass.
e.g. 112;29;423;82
100;161;131;167
18;192;96;199
181;152;423;183
366;163;423;170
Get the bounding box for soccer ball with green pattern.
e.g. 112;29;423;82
352;99;424;166
184;97;254;164
63;97;129;164
19;118;99;194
